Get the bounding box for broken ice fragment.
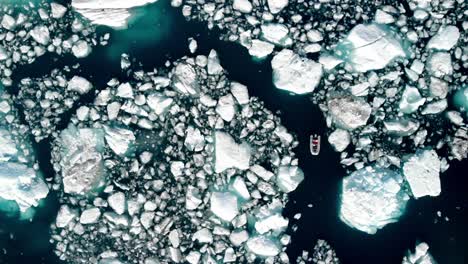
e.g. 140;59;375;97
146;93;173;115
0;162;49;213
427;26;460;51
0;129;18;162
339;166;409;234
30;25;50;45
261;24;292;47
427;52;452;77
56;205;78;228
246;236;280;257
58;125;106;195
216;94;237;122
327;93;371;130
108;192;126;215
399;86;426;114
267;0;288;14
328;129;351;152
339;23;405;72
402;242;437;264
421;100;447;115
230;176;250;200
230;82;249;105
403;149;441;198
79;207;101;224
276;166;304;193
271;49;323;94
72;40;92;58
214;131;251;173
207;50;223;75
184;126;205;152
171;63;199;95
384;118;420;136
248;40;274;59
210;192;238;222
103;125;136;157
67;76;93;95
233;0;253;13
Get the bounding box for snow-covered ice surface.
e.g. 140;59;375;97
48;51;304;263
71;0;158;29
340;166;409;234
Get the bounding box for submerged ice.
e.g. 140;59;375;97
340;166;409;234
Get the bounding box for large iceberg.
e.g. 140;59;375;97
58;124;106;195
339;166;409;234
402;149;441;198
338;23;406;72
72;0;158;29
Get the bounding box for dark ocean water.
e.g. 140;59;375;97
1;1;467;264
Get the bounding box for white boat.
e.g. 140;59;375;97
310;134;320;156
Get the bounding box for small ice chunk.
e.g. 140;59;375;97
72;40;92;58
0;162;49;213
80;208;101;224
246;236;280;257
188;38;197;53
328;129;351;152
427;52;452;77
374;9;395;24
108;192;126;215
230;82;249;105
207;50;223;75
261;24;292;46
421;100;447;115
231;177;250;200
341;23;405;72
233;0;253;13
429;77;448;98
271;49;323;94
384;118;420;136
184;126;205;152
210;192;238;222
276;166;304;193
399;86;426;114
185;186;202;210
171;63;199;95
427;26;460;50
403;149;441;198
116;83;134;99
267;0;288;14
0;129;18;162
327;93;371;130
248;40;274;59
216;94;236;122
67;76;93;95
192;228;213;243
214;131;251;173
146;93;173;115
402;242;437;264
340;166;409;234
30;25;50;45
56;205;78;228
103;126;135;157
319;54;343;71
51;3;67;19
254;213;288;234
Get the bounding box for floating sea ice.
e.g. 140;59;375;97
56;205;78;228
340;23;405;72
327;93;371;130
233;0;253;13
261;24;292;47
67;76;93;94
427;25;460;51
214;131;251;173
267;0;288;14
403;149;441;198
384;118;420;136
171;63;199;95
248;40;275;59
0;162;49;213
72;0;158;29
399;86;426;114
246;236;280;257
271;49;323;94
427;52;452;77
276;166;304;193
328;129;351;152
402;242;437;264
0;129;18;162
58;124;106;195
210;191;238;222
30;25;50;45
339;166;409;234
103;125;135;157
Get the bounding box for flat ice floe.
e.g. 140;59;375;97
338;23;406;72
271;49;322;94
340;166;409;234
403;149;441;198
72;0;158;29
402;242;437;264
